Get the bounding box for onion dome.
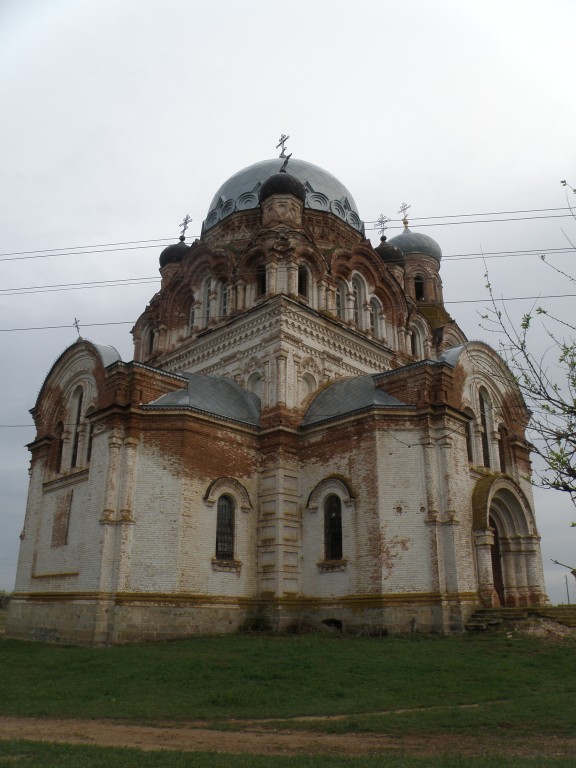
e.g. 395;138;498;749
259;169;306;204
374;235;405;267
387;227;442;262
159;235;189;268
204;157;364;233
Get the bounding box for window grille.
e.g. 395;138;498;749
324;494;343;560
216;495;235;560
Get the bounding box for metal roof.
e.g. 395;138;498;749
302;374;405;426
203;157;364;233
145;372;261;426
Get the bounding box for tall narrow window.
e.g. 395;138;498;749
352;279;361;326
216;494;235;560
256;264;267;297
324;494;343;560
85;408;95;464
147;329;155;356
54;422;64;474
498;425;508;473
479;390;491;468
369;298;382;337
414;275;425;300
70;388;83;469
298;265;309;298
465;412;475;464
335;282;344;318
219;282;228;319
203;280;211;325
189;296;196;330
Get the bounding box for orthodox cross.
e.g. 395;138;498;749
280;153;292;172
180;214;192;237
73;317;81;338
276;134;290;158
376;214;391;235
397;202;411;228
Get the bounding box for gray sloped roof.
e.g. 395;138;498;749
144;372;261;426
440;345;465;367
302;374;405;426
92;343;122;367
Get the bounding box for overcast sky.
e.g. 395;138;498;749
1;0;575;603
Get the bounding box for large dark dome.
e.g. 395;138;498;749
203;157;364;233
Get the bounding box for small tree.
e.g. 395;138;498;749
481;182;576;510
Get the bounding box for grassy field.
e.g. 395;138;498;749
0;628;574;766
0;741;574;768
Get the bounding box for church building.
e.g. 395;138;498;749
7;147;548;644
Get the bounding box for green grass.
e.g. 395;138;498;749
0;632;575;765
1;632;575;726
0;742;574;768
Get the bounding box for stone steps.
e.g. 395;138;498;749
466;605;576;631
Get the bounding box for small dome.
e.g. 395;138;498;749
259;170;306;204
387;228;442;262
374;235;405;267
159;236;189;268
204;157;363;233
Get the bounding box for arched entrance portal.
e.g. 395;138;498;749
489;516;505;605
472;477;547;608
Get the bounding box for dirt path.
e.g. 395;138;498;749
0;716;574;757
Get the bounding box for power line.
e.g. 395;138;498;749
1;291;575;333
0;237;177;258
0;321;135;332
0;242;191;264
1;246;575;298
444;293;576;305
371;213;575;231
1;278;159;296
1;204;575;262
364;206;574;224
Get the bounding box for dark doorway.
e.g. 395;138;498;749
489;517;505;605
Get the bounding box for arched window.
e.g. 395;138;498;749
85;408;95;464
335;281;346;319
216;494;235;560
147;329;155;356
352;281;360;326
256;264;267;297
324;494;343;560
464;409;475;464
203;280;211;326
247;371;263;398
188;296;196;330
298;265;309;298
219;281;228;319
54;422;64;474
302;372;317;399
70;387;84;469
410;326;423;358
498;425;508;473
369;298;382;338
479;389;492;468
414;275;425;301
